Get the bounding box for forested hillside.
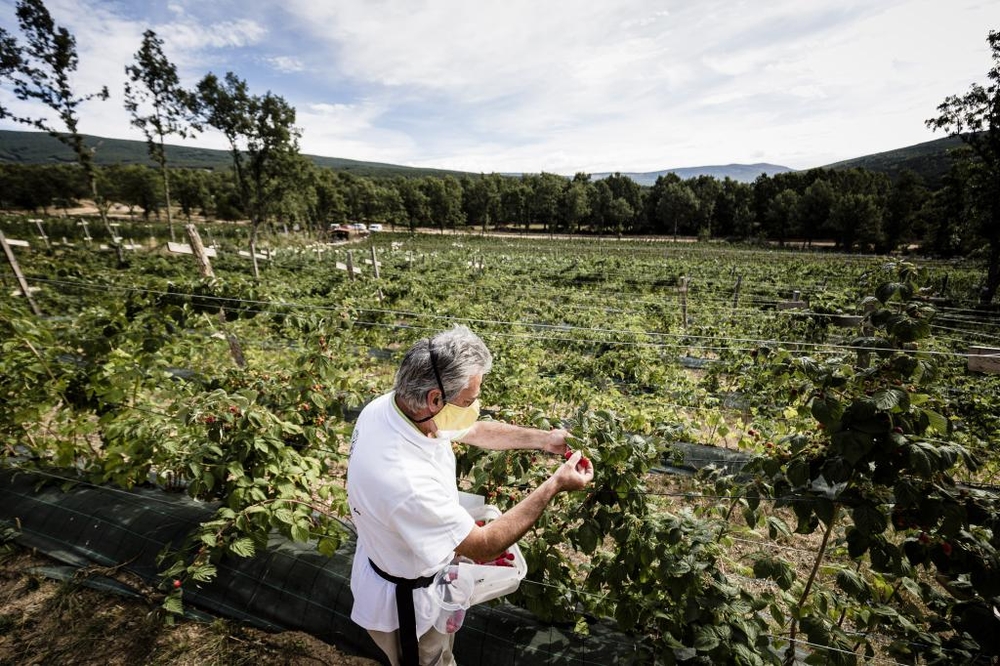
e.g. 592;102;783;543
0;129;470;180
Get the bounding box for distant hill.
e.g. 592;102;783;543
821;134;967;187
591;163;793;186
0;129;472;180
0;128;970;187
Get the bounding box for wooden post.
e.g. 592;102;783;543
732;275;742;312
679;276;689;329
224;326;247;368
184;224;214;278
33;219;51;250
77;219;92;243
968;347;1000;374
185;224;244;368
0;230;41;316
249;239;261;280
370;245;380;279
347;250;355;281
777;289;807;310
857;301;877;368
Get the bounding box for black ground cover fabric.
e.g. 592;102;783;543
0;468;641;665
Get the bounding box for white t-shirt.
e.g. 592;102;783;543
347;391;476;635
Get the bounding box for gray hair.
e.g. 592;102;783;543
394;325;493;412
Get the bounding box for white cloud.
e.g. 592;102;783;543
166;19;267;52
294;99;419;163
264;56;305;73
2;0;997;173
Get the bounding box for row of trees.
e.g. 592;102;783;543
1;0;998;299
0;158;976;254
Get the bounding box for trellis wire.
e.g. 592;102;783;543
17;274;986;361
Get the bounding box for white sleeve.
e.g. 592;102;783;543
389;485;476;576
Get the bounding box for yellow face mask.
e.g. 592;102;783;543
418;338;481;440
432;399;480;440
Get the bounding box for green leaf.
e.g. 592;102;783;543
575;523;599;555
787;458;811;487
811;395;843;428
908;444;936;477
229;537;255;557
793;501;819;534
835;568;868;600
814;497;836;526
317;535;340;557
852;503;888;535
274;509;295;525
767;516;792;539
753;557;795;591
163;594;184;615
291;523;311;543
921;409;948;434
845;526;870;558
899;576;922;598
875;282;909;303
832;431;873;465
190;564;216;582
693;625;719;651
872;389;903;411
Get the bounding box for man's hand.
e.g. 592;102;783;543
455;449;595;562
552;451;594;491
539;428;571;456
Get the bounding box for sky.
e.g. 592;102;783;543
0;0;996;174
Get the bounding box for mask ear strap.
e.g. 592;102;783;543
413;339;447;424
427;338;447;402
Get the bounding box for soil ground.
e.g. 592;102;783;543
0;545;381;666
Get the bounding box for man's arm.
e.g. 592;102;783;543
457;419;569;455
453;452;593;562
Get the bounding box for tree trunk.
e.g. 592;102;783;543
982;191;1000;304
163;154;176;242
90;174;114;239
982;238;1000;304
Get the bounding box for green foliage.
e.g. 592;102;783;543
745;260;1000;662
459;407;775;663
1;226;998;662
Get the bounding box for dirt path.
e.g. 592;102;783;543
0;545;380;666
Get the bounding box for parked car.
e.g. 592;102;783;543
368;223;383;232
350;223;367;231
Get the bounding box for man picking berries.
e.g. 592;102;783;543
347;325;594;666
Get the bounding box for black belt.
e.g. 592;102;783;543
369;558;436;666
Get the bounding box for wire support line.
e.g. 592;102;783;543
723;534;845;557
0;267;912;326
767;635;910;666
18;275;985;360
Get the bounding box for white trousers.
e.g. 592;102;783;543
367;627;457;666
